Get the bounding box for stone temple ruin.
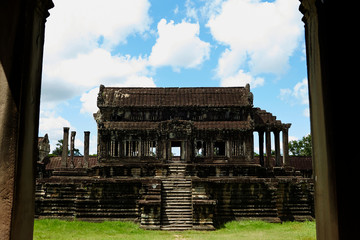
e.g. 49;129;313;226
35;85;314;230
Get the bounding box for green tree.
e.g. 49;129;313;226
289;134;312;156
51;139;82;156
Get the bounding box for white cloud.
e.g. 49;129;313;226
38;111;74;151
279;78;309;105
221;69;264;87
174;5;179;15
80;74;155;115
149;19;211;71
44;0;152;62
292;78;309;105
185;0;199;21
42;48;156;104
279;78;309;117
206;0;303;85
80;88;99;115
40;0;154;152
41;0;155;106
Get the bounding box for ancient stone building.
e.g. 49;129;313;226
94;84;290;168
38;134;50;163
35;85;314;231
2;1;352;239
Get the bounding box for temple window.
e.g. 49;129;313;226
125;141;139;157
213;141;226;156
231;140;245;157
171;141;181;157
143;140;157;157
195;141;207;157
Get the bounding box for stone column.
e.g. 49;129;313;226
265;130;272;167
274;130;281;167
70;131;76;168
84;131;90;168
225;140;230;158
282;126;290;167
166;141;171;161
258;131;264;166
138;139;142;157
181;141;186;160
61;127;69;168
0;1;54;238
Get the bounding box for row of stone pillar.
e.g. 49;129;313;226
257;125;290;168
61;127;90;168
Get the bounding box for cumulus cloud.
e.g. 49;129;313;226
80;74;156;115
279;78;309;105
41;0;154;102
279;78;309;117
220;69;264;87
39;0;155;144
39;111;74;151
80;88;99;115
206;0;303;85
149;19;211;71
44;0;152;61
42;48;153;103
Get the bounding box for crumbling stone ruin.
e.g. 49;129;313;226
35;85;314;230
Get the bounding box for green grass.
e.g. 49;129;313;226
33;219;316;240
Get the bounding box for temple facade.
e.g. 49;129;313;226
35;85;314;231
94;84;290;168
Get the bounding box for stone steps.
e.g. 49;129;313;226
161;224;193;231
161;164;193;231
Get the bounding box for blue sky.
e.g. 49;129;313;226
39;0;310;154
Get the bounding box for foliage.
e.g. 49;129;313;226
51;139;82;156
33;219;316;240
289;134;312;156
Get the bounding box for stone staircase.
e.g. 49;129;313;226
161;163;193;230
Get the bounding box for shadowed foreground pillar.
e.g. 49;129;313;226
0;0;53;239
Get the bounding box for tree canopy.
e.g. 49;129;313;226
51;139;82;156
289;134;312;156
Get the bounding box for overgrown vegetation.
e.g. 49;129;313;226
33;219;316;240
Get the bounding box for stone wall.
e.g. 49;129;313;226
192;177;314;228
35;178;145;221
35;173;314;229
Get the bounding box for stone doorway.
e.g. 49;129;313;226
171;141;182;161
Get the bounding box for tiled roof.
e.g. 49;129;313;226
45;156;98;170
193;121;252;130
253;108;283;126
98;86;252;108
102;120;252;131
288;156;313;170
103;121;159;130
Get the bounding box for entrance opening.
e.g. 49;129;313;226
171;141;181;157
213;141;226;156
195;141;207;157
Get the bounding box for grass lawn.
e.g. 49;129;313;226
33;219;316;240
